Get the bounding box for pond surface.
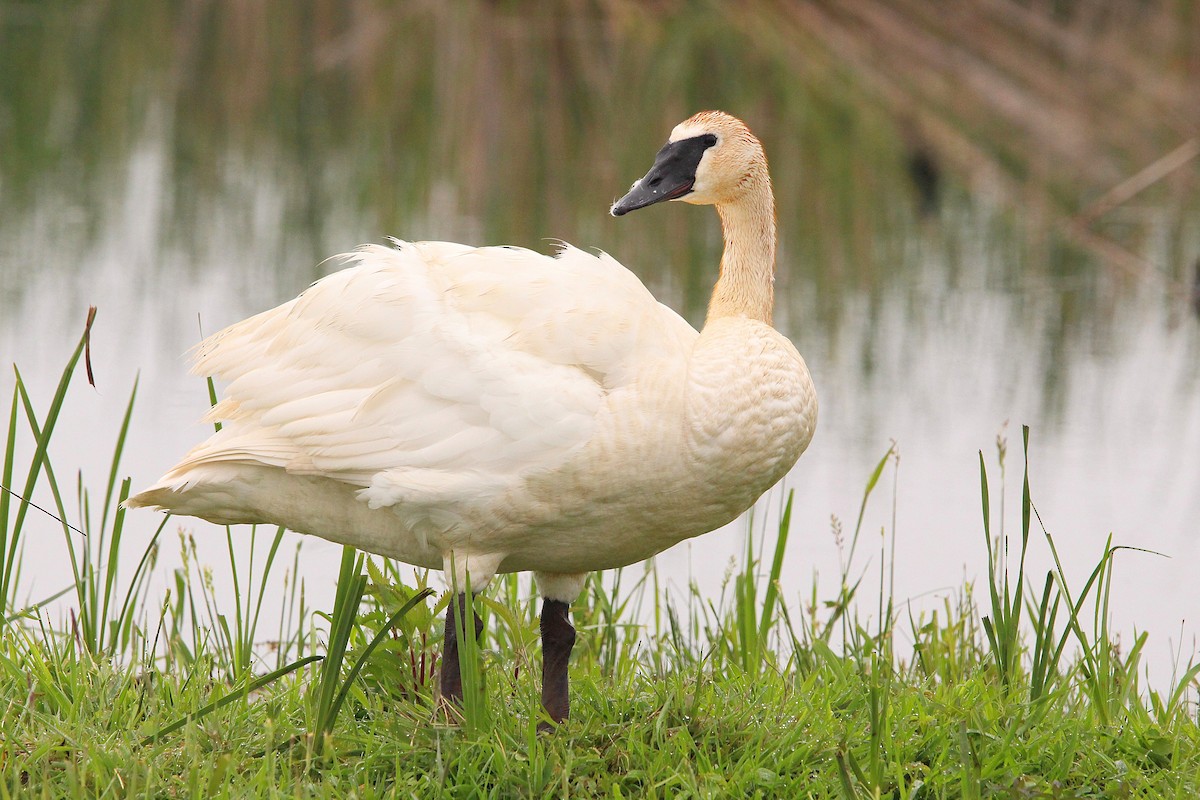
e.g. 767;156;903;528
2;5;1198;687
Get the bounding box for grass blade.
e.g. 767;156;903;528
142;654;323;746
2;308;93;607
313;546;367;743
327;587;435;730
757;490;793;649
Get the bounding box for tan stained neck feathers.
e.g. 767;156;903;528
705;162;777;327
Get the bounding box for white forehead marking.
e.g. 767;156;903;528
668;120;711;143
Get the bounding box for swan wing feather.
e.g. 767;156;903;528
144;240;694;509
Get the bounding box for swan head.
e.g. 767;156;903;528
611;111;766;217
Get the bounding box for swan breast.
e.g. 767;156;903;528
685;317;817;509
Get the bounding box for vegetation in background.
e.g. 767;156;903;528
2;318;1198;797
2;1;1195;326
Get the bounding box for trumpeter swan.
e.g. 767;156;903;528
129;111;818;727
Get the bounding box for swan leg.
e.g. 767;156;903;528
539;598;575;729
439;592;484;705
534;571;586;730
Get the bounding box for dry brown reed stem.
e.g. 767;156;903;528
753;0;1198;287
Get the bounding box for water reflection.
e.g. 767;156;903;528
2;4;1198;687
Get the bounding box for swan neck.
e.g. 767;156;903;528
706;175;776;326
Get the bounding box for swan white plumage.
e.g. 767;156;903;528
128;111;818;726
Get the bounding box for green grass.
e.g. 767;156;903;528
2;319;1200;798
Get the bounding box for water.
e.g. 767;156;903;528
2;5;1198;687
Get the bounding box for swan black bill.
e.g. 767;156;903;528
611;133;718;217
